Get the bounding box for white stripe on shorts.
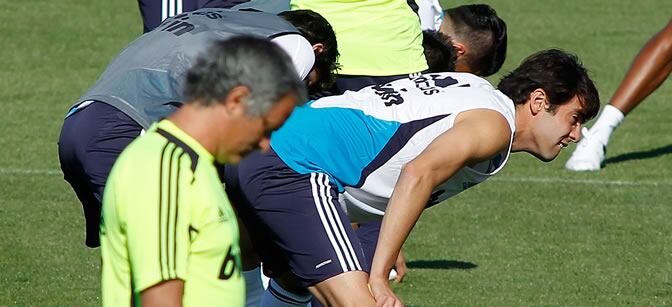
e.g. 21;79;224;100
169;0;176;18
320;174;362;271
316;173;357;271
314;173;361;271
161;0;168;22
310;173;348;272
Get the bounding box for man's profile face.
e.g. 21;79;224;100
529;96;584;162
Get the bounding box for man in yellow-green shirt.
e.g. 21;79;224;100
292;0;426;77
292;0;428;94
100;36;305;307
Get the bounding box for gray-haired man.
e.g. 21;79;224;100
100;35;305;307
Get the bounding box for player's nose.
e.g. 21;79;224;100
570;123;582;142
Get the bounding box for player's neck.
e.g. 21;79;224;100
167;103;232;158
510;104;534;153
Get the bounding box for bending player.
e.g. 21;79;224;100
100;36;305;307
565;19;672;171
58;8;338;248
224;49;600;306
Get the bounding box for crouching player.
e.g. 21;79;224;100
223;49;600;306
58;8;338;248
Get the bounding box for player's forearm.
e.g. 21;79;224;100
370;164;434;282
141;279;184;307
611;21;672;115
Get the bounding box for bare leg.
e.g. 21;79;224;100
566;20;672;171
308;271;376;307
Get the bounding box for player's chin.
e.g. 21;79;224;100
531;149;560;162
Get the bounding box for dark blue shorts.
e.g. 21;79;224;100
355;220;382;269
223;150;369;287
137;0;252;32
58;101;143;247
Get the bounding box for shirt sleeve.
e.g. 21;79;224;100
123;152;193;293
271;33;316;80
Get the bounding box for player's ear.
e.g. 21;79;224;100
312;43;325;55
528;88;547;116
452;41;466;57
223;85;251;115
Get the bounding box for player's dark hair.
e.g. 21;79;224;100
497;49;600;123
444;4;507;76
422;30;457;73
184;36;306;115
279;9;340;93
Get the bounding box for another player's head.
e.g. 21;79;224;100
279;9;340;94
498;49;600;161
440;4;507;76
183;36;306;162
422;30;457;73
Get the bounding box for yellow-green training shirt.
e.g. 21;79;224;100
100;120;244;307
292;0;428;76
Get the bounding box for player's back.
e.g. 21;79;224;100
292;0;427;76
270;72;516;203
76;8;299;128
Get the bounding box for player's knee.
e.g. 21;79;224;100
310;271;375;307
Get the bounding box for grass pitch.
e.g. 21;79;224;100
1;0;670;305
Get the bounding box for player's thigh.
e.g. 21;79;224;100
308;271;375;307
58;101;142;246
60;102;142;199
355;220;383;268
81;104;143;199
236;217;260;270
222;163;261;270
235;151;369;287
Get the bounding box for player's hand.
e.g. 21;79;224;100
370;276;404;307
392;251;407;283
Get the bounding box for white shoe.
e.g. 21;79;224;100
565;127;606;171
388;269;398;281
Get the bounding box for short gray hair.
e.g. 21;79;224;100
184;35;307;116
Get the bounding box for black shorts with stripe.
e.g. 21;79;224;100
223;149;369;287
138;0;252;33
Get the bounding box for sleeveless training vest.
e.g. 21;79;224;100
74;8;300;128
270;72;516;222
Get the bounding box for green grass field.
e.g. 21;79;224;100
1;0;670;305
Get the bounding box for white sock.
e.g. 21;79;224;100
244;267;264;307
589;104;624;146
260;279;312;307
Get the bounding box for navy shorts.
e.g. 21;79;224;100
223;150;369;287
58;102;143;247
137;0;252;32
355;220;382;269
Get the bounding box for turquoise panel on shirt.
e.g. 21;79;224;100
270;102;400;191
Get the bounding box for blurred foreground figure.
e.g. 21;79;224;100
100;36;304;307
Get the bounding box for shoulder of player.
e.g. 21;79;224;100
452;109;512;153
118;129;201;176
